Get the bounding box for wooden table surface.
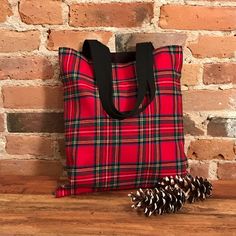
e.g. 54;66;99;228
0;176;235;236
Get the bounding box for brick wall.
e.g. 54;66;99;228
0;0;235;180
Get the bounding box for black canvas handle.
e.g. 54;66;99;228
82;40;156;120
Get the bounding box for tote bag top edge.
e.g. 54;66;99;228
58;45;183;65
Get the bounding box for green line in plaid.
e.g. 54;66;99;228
65;115;184;125
69;56;82;192
94;81;100;189
109;118;121;188
67;162;187;174
63;66;180;82
64;90;183;101
68;134;185;146
65;159;187;170
170;47;180;174
135;111;146;186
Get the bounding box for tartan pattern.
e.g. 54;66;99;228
55;45;188;197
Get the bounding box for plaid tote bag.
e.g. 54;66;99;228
55;39;188;197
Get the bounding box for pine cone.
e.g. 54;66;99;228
128;185;186;217
156;174;213;203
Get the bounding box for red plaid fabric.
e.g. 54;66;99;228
55;45;188;197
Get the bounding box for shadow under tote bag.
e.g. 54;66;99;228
55;40;188;198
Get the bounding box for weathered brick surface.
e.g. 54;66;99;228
189;162;209;178
181;64;200;86
218;163;236;180
183;115;204;136
0;94;3;109
0;114;4;132
0;160;62;177
69;3;154;27
7;113;64;133
187;139;236;160
0;56;54;80
57;138;65;158
207;118;228;137
47;30;112;51
6;135;54;156
159;5;236;31
0;30;40;52
203;63;236;85
207;117;236;138
3;86;63;109
115;32;187;51
0;0;12;23
19;0;63;25
188;36;236;58
183;89;236;111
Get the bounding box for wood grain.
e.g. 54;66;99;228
0;176;235;235
0;175;58;194
0;194;235;235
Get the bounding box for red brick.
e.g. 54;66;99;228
3;86;63;109
57;138;65;158
218;163;236;180
19;0;63;25
0;93;2;108
183;115;204;136
207;117;228;137
0;114;4;132
6;135;53;156
159;5;236;31
188;36;236;58
203;63;236;85
183;89;236;111
47;30;112;51
7;113;64;133
0;30;40;52
115;32;187;51
187;139;235;160
69;3;153;27
181;64;200;86
0;160;62;177
189;162;209;178
207;117;236;138
0;56;54;80
0;0;12;23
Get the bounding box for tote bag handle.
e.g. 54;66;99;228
82;40;156;120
